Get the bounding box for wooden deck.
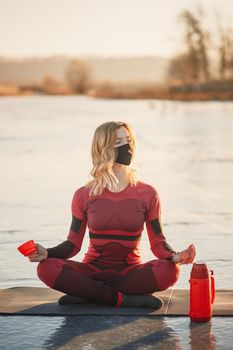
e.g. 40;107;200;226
0;287;232;316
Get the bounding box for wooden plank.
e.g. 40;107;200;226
0;287;232;316
212;289;233;316
165;289;233;316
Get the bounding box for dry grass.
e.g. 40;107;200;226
91;80;233;101
1;79;233;101
0;84;33;96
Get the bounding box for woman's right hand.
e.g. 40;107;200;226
28;243;48;262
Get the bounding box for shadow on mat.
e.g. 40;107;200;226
11;301;165;316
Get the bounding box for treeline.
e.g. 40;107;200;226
1;6;233;100
168;9;233;83
101;7;233;100
149;7;233;101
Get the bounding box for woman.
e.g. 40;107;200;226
29;121;196;309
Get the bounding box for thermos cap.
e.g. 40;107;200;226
191;262;209;279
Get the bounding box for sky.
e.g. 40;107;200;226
0;0;232;59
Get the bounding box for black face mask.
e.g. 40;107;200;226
114;143;132;165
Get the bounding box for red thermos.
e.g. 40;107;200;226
189;262;215;322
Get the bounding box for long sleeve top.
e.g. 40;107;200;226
46;180;177;266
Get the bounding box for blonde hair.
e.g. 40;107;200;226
84;121;138;196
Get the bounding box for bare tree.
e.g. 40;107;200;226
217;22;227;79
179;7;211;81
216;16;233;79
167;53;196;83
65;59;92;94
226;31;233;78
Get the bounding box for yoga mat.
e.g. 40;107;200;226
0;287;232;316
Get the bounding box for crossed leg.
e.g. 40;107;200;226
37;258;180;306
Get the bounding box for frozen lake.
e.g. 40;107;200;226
1;96;232;289
0;95;233;349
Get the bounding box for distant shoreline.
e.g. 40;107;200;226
0;92;232;101
1;79;233;101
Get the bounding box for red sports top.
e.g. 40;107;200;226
62;180;176;266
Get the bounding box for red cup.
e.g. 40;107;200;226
17;240;37;256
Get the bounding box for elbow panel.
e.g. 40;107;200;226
150;218;162;235
47;240;76;259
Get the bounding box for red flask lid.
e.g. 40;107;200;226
191;261;209;279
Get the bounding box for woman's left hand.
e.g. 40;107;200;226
172;244;196;264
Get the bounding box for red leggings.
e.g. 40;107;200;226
37;258;180;306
